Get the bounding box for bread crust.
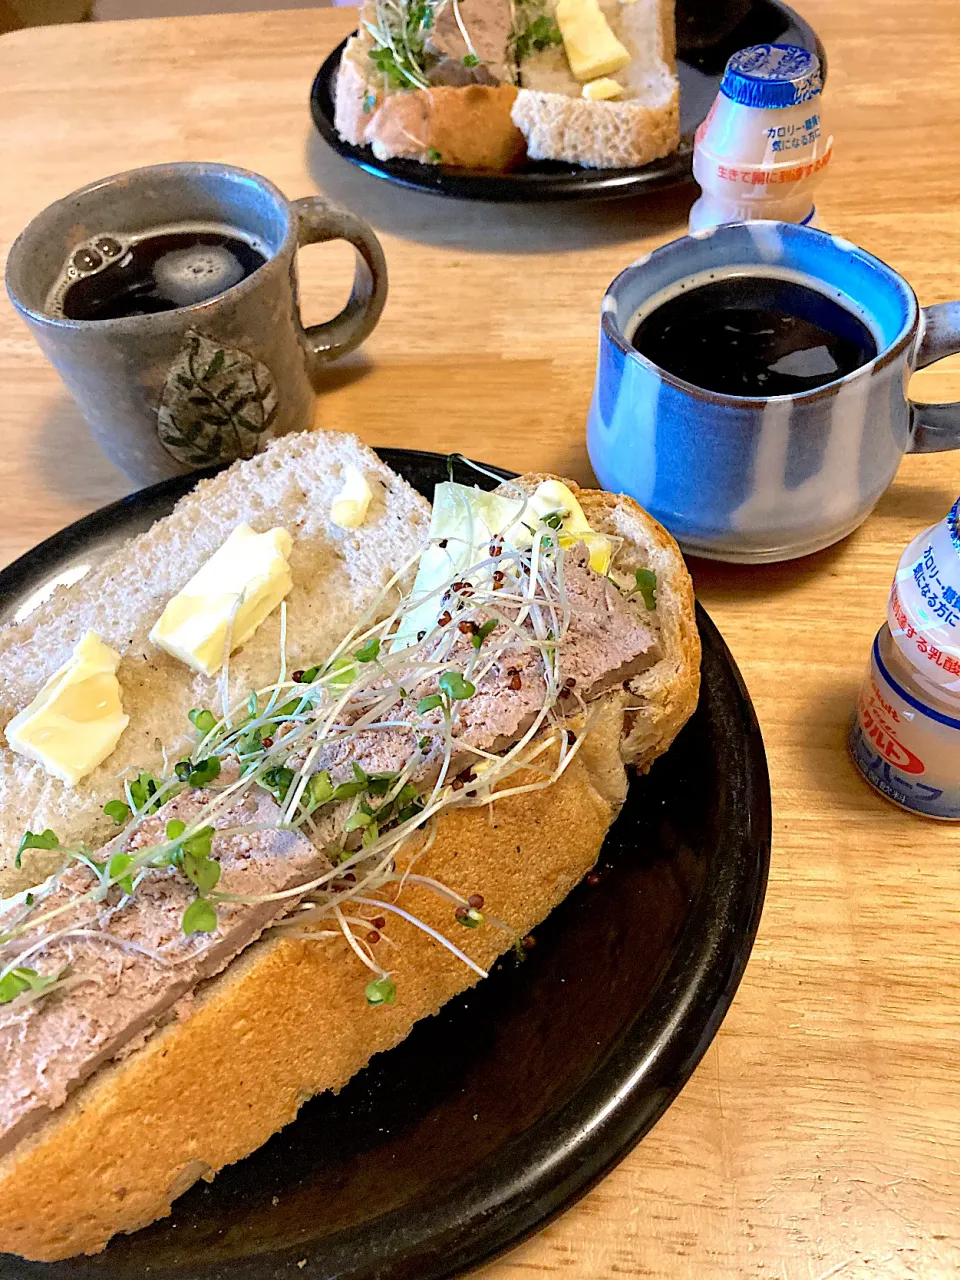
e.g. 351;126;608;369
334;30;525;170
0;740;617;1261
496;474;700;772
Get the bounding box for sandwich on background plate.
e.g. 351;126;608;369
334;0;679;170
0;429;698;1260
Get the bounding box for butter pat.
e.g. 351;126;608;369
556;0;630;82
582;77;623;101
525;479;613;575
331;465;373;530
394;479;613;650
150;524;293;677
5;632;129;786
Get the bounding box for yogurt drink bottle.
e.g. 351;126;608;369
690;44;833;233
849;499;960;820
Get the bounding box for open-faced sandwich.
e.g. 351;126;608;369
334;0;679;170
0;429;698;1260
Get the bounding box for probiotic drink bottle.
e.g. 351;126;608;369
849;499;960;820
689;44;833;233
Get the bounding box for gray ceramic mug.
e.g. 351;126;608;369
5;162;388;484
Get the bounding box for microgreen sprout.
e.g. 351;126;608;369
438;671;475;700
189;708;217;734
355;637;381;663
174;757;221;788
472;619;497;649
15;828;59;869
365;975;397;1006
127;771;162;816
0;966;63;1004
634;567;657;612
103;799;132;826
108;853;135;896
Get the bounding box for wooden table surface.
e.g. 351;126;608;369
2;3;960;1276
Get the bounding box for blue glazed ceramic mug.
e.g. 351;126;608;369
587;222;960;563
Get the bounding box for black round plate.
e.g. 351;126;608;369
0;448;770;1280
309;0;825;202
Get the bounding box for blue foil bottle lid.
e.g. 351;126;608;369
720;44;822;109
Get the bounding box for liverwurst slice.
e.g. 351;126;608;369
0;790;330;1157
426;0;514;85
306;544;660;784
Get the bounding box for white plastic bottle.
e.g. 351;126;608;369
849;499;960;820
689;44;833;233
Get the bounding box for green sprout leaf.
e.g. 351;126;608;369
15;828;59;869
262;766;296;804
426;148;443;164
103;799;131;826
472;619;497;650
438;671;476;701
182;826;214;861
634;567;657;611
107;852;135;896
541;509;566;530
462;52;480;66
365;975;397;1006
182;848;221;896
306;770;335;810
325;656;356;689
418;693;444;714
182;897;217;936
189;708;217;734
129;772;162;815
166;819;186;842
344;809;373;832
190;757;221;786
355;637;381;664
456;906;484;929
361;820;380;848
0;966;60;1004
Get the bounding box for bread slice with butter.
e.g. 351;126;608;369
0;446;699;1260
334;0;678;171
0;430;431;892
513;0;679;168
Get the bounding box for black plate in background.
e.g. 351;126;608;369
0;448;770;1280
309;0;825;201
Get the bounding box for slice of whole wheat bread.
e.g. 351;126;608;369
0;430;430;888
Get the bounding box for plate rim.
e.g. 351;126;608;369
0;448;771;1280
308;0;825;203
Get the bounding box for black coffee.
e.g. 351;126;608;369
55;227;267;321
629;274;878;397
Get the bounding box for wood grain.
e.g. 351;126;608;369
2;4;960;1276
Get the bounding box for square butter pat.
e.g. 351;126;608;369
150;523;293;676
5;631;129;787
556;0;631;82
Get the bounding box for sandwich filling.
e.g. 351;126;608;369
0;474;662;1150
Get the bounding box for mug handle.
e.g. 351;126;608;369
908;302;960;453
290;196;388;368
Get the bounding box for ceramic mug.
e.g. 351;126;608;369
587;221;960;563
5;162;388;485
